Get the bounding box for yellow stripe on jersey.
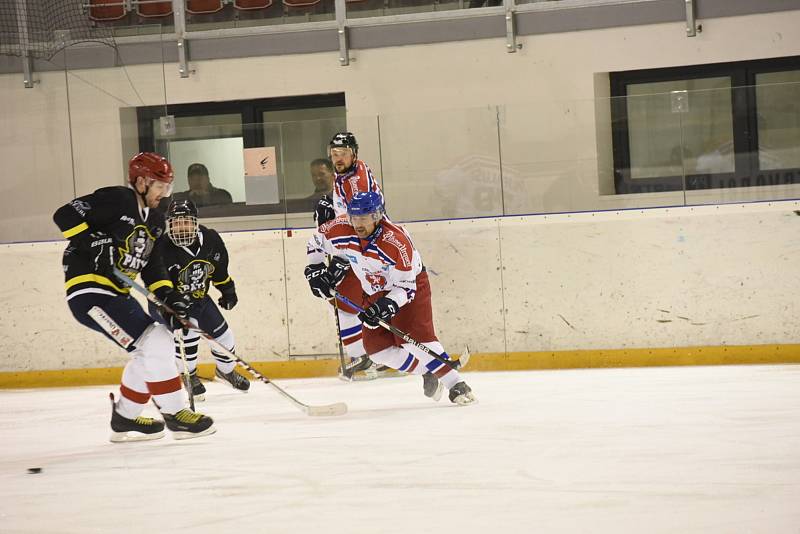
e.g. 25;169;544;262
148;280;174;292
212;276;231;286
65;274;130;294
62;222;89;239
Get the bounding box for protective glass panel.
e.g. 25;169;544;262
378;106;502;221
756;73;800;171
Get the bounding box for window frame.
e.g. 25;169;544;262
610;56;800;194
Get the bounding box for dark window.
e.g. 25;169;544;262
136;93;346;219
611;56;800;194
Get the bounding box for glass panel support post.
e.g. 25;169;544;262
503;0;519;53
172;0;191;78
685;0;697;37
15;0;34;88
335;0;350;66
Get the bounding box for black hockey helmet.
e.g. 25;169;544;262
166;199;198;247
329;132;358;158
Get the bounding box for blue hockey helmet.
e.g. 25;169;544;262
347;192;384;217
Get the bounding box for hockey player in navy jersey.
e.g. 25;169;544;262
53;152;216;442
306;191;476;405
144;199;249;400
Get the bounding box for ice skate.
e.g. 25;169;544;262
448;381;477;406
215;367;250;392
189;370;206;401
422;372;444;401
109;393;166;443
163;409;216;440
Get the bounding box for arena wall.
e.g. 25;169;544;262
2;200;798;386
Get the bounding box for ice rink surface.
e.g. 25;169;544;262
1;365;799;534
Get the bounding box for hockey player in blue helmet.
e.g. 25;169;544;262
305;191;476;405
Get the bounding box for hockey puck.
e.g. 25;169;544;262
27;467;42;474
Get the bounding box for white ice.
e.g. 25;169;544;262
1;365;799;534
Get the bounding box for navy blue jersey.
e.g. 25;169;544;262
143;225;234;303
53;186;166;297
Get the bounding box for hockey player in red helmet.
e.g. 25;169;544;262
127;151;175;209
53;151;216;442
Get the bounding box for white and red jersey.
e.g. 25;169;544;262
332;160;384;217
307;216;423;308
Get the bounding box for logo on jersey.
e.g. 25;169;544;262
69;200;91;216
178;260;215;299
365;272;387;292
117;225;155;277
382;230;411;268
120;215;136;226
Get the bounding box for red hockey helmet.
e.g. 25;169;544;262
128;152;174;186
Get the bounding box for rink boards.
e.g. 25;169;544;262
2;200;800;386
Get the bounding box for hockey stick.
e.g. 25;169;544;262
328;264;348;379
333;292;468;371
176;331;195;411
113;268;347;417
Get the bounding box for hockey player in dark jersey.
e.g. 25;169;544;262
53;152;216;442
143;199;249;400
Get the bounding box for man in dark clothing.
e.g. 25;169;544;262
173;163;233;208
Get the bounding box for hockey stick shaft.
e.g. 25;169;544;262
328;259;348;375
334;292;457;370
113;268;346;416
176;331;195;411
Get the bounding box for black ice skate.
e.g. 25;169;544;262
109;393;166;443
423;372;444;401
189;370;206;401
163;409;216;440
448;381;477;406
215;367;250;392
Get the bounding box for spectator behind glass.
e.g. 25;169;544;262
172;163;233;208
307;158;335;205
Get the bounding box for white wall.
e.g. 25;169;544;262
2;11;800;241
2;200;798;372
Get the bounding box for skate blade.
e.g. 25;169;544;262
452;393;478;406
192;393;206;402
214;377;250;393
109;429;166;443
428;382;444;402
170;426;217;441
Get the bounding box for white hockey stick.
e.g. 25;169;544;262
113;268;347;417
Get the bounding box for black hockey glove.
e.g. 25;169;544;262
358;297;399;329
327;256;350;287
163;290;192;331
305;263;334;299
314;195;336;228
78;232;117;279
217;283;238;311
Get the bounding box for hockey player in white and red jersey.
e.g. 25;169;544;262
311;132;388;380
306;191;476;405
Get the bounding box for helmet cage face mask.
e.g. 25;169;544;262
167;215;198;247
